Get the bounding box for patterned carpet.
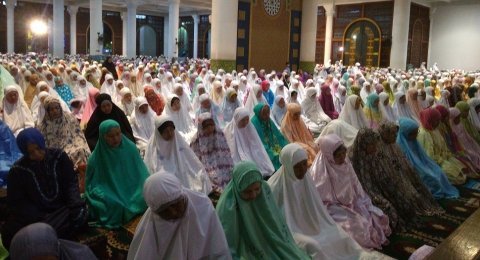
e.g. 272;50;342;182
379;186;480;260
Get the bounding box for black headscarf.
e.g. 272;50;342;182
84;94;135;151
101;56;118;80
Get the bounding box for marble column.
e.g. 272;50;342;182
324;3;334;66
168;0;180;58
126;1;137;58
192;14;199;59
6;0;16;54
299;0;317;72
67;5;78;55
390;0;411;69
211;0;238;71
89;0;103;55
53;0;65;57
163;16;169;56
121;12;127;56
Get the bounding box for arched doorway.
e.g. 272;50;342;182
342;19;381;67
138;25;157;56
409;20;423;68
86;22;114;54
203;28;211;59
178;26;188;58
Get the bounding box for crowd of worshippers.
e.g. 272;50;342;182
1;53;480;259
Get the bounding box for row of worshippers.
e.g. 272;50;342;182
4;114;450;259
2;55;480;179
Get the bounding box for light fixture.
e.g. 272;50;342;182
352;35;357;40
339;46;344;52
30;19;48;35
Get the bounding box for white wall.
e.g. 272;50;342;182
428;1;480;71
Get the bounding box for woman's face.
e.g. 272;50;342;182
160;124;175;141
201;119;216;137
411;93;418;101
333;145;347;165
293;159;308;180
400;95;406;104
198;88;206;96
201;100;211;110
6;91;18;104
240;181;262;201
408;128;419;140
107;78;114;85
373;99;380;108
380;127;398;144
354;97;362;110
123;93;132;103
237;116;250;128
292;111;301;121
175;88;184;97
116;83;124;91
139;104;149;114
383;99;389;106
278;98;286;108
100;101;113;114
228;94;238;103
156;197;188;221
104;127;122;148
47;103;62;119
260;105;270;121
171;98;181;112
26;143;46;161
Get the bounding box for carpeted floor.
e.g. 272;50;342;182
379;186;480;260
2;185;480;260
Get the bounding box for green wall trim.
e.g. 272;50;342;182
211;59;236;73
299;61;316;73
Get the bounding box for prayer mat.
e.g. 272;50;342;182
378;186;480;260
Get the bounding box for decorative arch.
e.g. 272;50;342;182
138;25;157;56
342;18;381;67
178;26;189;58
86;22;115;54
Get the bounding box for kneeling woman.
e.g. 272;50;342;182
85;119;149;228
144;115;212;194
216;161;310;259
310;134;391;249
128;172;230;260
396;117;459;199
2;128;87;249
268;144;376;259
190;112;234;194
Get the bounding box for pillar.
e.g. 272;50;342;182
324;3;334;66
192;14;199;59
390;0;411;70
121;12;127;56
6;0;16;54
126;2;137;58
211;0;238;71
168;0;180;58
299;0;317;72
163;16;169;56
89;0;103;56
67;6;78;55
53;0;65;57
